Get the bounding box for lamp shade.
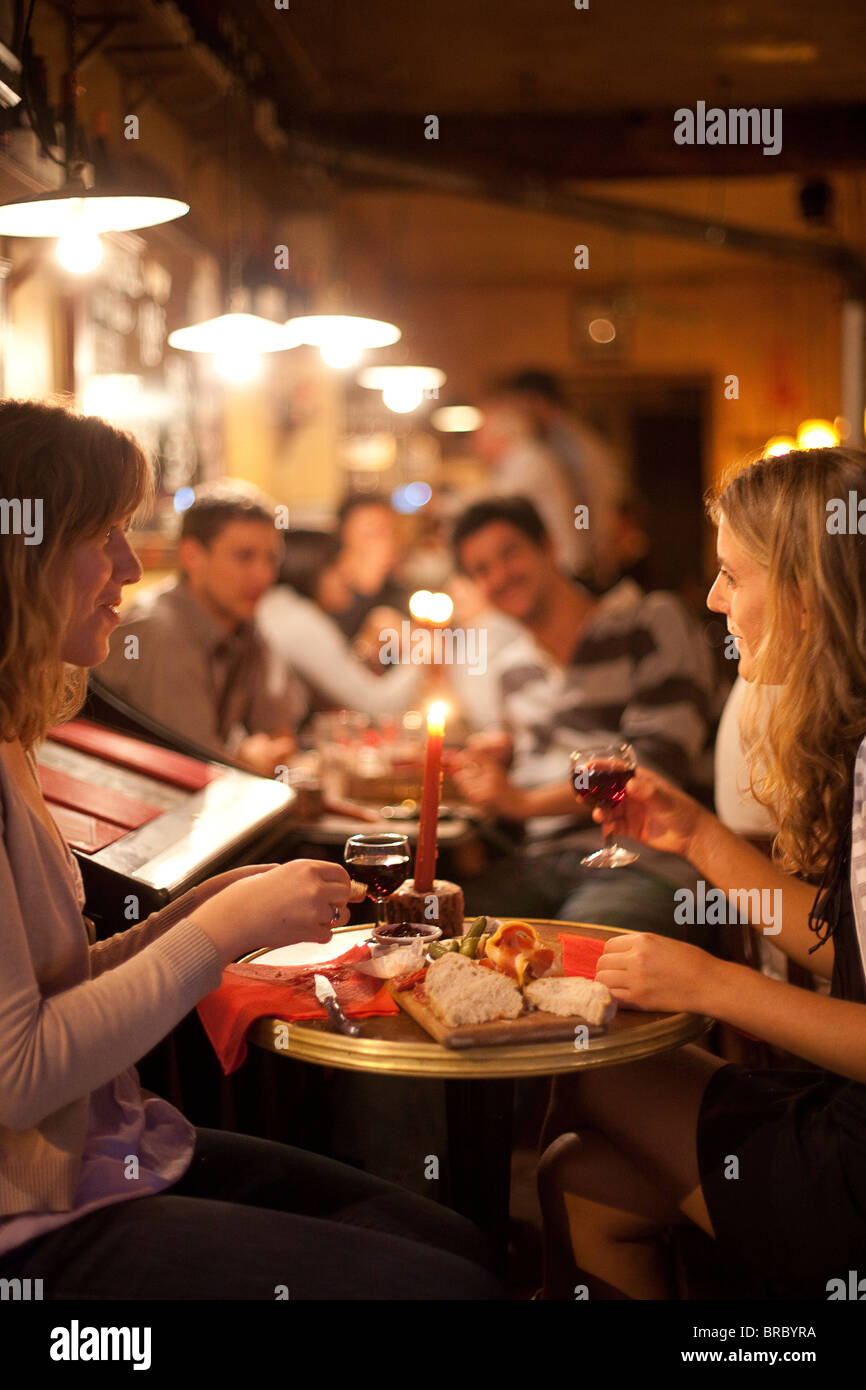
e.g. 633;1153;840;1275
286;313;401;367
431;405;483;432
287;314;400;349
0;190;189;236
167;313;302;354
357;365;446;414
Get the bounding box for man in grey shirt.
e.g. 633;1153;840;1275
99;483;306;777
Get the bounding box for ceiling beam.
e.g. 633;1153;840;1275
302;107;866;180
286;127;865;289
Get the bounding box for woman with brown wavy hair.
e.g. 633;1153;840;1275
0;398;499;1300
538;445;866;1300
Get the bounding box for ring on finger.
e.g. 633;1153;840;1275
328;904;341;929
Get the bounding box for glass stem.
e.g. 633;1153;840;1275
374;896;383;930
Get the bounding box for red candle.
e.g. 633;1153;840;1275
414;701;447;892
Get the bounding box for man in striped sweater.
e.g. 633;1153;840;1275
451;496;717;941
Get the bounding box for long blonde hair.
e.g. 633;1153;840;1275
708;447;866;877
0;398;153;747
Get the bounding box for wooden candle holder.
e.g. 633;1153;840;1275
382;878;465;938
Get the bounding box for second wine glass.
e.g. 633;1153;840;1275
570;741;639;868
344;832;411;929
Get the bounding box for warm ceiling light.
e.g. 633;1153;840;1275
214;349;263;384
383;381;424;413
761;435;799;458
588;317;616;344
430;405;483;432
286;314;401;368
168;313;301;386
55;203;103;273
796;419;839;449
0;185;189;277
0;189;189;237
0;18;188;265
169;313;300;355
357;365;446;414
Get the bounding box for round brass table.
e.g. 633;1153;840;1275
247;920;713;1271
248;920;711;1077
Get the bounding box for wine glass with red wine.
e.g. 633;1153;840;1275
344;832;411;929
570;741;639;868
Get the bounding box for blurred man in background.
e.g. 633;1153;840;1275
99;482;304;776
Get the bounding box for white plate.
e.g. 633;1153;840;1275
249;928;372;968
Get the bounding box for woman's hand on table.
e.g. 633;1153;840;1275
591;765;707;861
595;932;720;1015
193;859;367;962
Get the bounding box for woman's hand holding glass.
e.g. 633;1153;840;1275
589;765;707;862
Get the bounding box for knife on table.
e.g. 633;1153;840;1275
313;974;361;1036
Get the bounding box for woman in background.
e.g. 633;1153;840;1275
0;399;499;1300
538;447;866;1299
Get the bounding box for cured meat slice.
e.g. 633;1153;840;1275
483;920;556;986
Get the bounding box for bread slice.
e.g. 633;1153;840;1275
524;976;615;1026
425;953;523;1027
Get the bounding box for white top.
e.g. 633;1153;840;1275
256;586;422;717
714;676;778;836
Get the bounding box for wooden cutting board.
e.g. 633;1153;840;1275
388;978;607;1049
387;921;611;1049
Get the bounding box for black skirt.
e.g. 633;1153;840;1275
697;1061;866;1298
695;801;866;1298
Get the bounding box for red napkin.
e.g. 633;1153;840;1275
197;944;399;1075
559;933;607;980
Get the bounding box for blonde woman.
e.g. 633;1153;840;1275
0;399;499;1300
538;447;866;1300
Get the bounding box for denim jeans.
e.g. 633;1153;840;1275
0;1128;502;1300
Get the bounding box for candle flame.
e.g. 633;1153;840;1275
426;701;448;736
409;589;433;620
426;591;454;624
409;590;454;624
